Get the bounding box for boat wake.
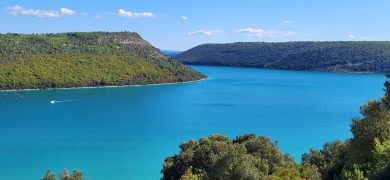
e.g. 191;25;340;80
50;100;75;104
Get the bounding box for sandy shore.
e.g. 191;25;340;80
1;78;208;92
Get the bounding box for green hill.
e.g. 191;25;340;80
177;41;390;73
0;32;205;90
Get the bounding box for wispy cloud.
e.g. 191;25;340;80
181;16;188;20
7;5;76;17
237;28;296;38
348;34;357;39
348;34;375;40
188;29;223;36
282;20;294;24
60;8;75;16
117;9;155;18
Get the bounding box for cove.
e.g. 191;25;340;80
0;65;385;180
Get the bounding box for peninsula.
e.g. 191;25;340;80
0;32;205;90
177;41;390;73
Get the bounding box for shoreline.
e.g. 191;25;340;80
0;77;208;92
186;63;384;75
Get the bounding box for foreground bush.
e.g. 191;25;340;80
162;134;320;180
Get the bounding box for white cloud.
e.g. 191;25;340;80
348;34;357;39
94;15;102;19
282;20;294;24
7;5;76;18
181;16;188;20
117;9;155;18
348;34;375;40
188;29;223;36
60;8;76;16
237;28;296;38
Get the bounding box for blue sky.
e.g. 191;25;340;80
0;0;389;50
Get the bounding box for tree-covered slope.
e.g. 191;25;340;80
0;32;205;90
177;41;390;73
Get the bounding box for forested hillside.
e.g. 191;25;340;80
177;42;390;73
0;32;205;90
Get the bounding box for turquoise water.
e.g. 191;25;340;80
0;66;385;180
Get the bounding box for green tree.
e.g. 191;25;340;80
58;169;84;180
162;134;314;180
59;168;70;180
302;140;347;180
348;81;390;171
234;134;285;174
339;164;367;180
370;138;390;179
180;168;203;180
209;146;269;180
371;165;390;180
301;163;321;180
267;163;302;180
69;170;83;180
42;170;57;180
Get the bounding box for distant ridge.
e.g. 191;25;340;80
162;50;183;57
0;32;205;90
176;41;390;73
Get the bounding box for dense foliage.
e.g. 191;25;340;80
177;42;390;73
0;32;205;90
162;75;390;180
162;134;320;180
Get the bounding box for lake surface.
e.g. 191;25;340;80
0;66;385;180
